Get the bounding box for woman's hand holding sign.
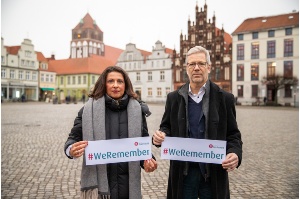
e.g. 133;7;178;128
70;141;88;158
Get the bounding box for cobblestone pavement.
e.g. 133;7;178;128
1;102;299;198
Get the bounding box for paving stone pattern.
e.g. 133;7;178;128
1;102;299;198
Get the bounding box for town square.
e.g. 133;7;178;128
1;102;298;198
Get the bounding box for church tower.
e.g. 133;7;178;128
70;13;105;58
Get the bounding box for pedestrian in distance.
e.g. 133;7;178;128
152;46;243;199
82;93;86;103
64;66;157;199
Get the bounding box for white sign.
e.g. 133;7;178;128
85;137;152;165
161;137;226;164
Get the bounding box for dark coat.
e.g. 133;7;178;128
159;81;242;199
64;95;151;199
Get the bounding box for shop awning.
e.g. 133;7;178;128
41;88;55;91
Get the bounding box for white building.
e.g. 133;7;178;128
1;38;39;101
232;12;299;106
117;41;174;103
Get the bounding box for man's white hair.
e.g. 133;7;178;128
185;46;211;65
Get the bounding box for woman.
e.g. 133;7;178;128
64;66;157;199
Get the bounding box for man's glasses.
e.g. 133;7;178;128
187;62;207;69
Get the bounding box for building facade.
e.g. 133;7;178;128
232;12;299;106
174;2;232;91
37;52;56;102
1;38;39;101
117;41;173;103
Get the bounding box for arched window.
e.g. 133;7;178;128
83;41;88;57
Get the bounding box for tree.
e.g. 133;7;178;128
261;75;298;105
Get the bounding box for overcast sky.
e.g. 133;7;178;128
1;0;299;59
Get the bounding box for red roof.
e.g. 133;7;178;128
165;48;174;56
73;13;102;33
105;45;124;65
48;54;114;75
232;12;299;34
5;46;20;55
214;27;232;53
137;48;151;63
36;51;47;62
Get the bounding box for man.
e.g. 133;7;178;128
153;46;242;199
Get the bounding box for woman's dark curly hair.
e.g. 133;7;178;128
89;66;138;100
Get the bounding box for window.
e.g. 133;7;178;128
285;28;292;35
215;67;220;80
10;70;15;79
252;85;258;97
41;74;45;82
83;76;87;84
60;77;64;85
46;74;49;82
148;72;152;81
268;30;275;37
191;34;195;45
31;61;35;67
284;39;293;57
68;76;71;85
224;67;230;80
19;71;23;79
207;32;212;40
92;76;95;84
21;60;25;66
251;63;259;81
78;76;81;84
136;72;140;81
160;71;165;81
72;76;76;84
26;71;30;80
176;70;180;82
267;62;276;78
252;32;258;39
166;87;170;95
32;72;37;81
237;85;243;97
237;44;244;60
238;34;244;41
284;61;293;78
267;41;276;58
25;50;31;57
251;42;259;59
237;64;244;81
157;88;162;96
127;54;132;61
148;88;152;96
285;85;292;97
1;56;5;64
163;60;165;67
135;88;141;98
1;69;6;78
